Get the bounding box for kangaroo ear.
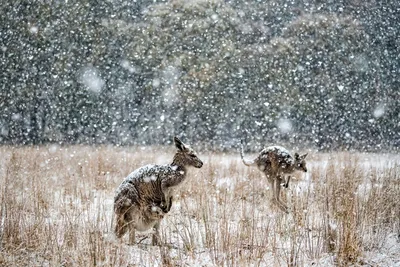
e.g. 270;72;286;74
294;153;300;159
301;153;308;159
174;137;186;151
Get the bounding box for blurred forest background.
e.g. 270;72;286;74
1;0;399;151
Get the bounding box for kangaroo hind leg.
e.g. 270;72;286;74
274;176;289;213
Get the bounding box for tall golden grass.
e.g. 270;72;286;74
0;146;398;266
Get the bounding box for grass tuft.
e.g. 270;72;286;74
0;146;399;266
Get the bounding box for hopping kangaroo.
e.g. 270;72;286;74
114;137;203;245
240;141;308;213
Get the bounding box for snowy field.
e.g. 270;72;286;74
0;146;399;266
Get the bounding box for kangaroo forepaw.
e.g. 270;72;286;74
151;235;162;246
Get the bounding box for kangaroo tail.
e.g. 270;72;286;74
240;140;256;166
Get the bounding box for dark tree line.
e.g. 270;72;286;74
0;0;399;151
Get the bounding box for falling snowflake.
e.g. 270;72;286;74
277;118;292;134
79;66;105;93
152;78;161;88
373;105;385;118
29;26;38;34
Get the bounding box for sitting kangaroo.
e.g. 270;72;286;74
240;141;308;213
114;137;203;245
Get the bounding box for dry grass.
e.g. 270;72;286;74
0;146;399;266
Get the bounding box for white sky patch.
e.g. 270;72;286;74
79;66;105;93
277;118;292;133
373;104;385;118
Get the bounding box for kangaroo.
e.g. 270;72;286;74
240;141;308;213
114;137;203;245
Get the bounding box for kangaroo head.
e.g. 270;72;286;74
174;136;203;168
154;194;169;213
294;153;308;172
148;205;166;220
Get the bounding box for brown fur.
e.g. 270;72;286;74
114;137;203;245
241;142;308;213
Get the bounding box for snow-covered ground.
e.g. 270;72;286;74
0;147;399;266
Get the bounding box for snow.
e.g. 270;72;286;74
120;59;139;73
215;177;235;191
152;78;160;88
78;66;105;93
151;206;158;212
125;164;176;183
11;113;21;121
277;118;292;134
0;1;397;151
1;148;400;266
48;145;58;154
373;105;385;118
264;145;293;158
1;0;400;264
29;26;38;34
